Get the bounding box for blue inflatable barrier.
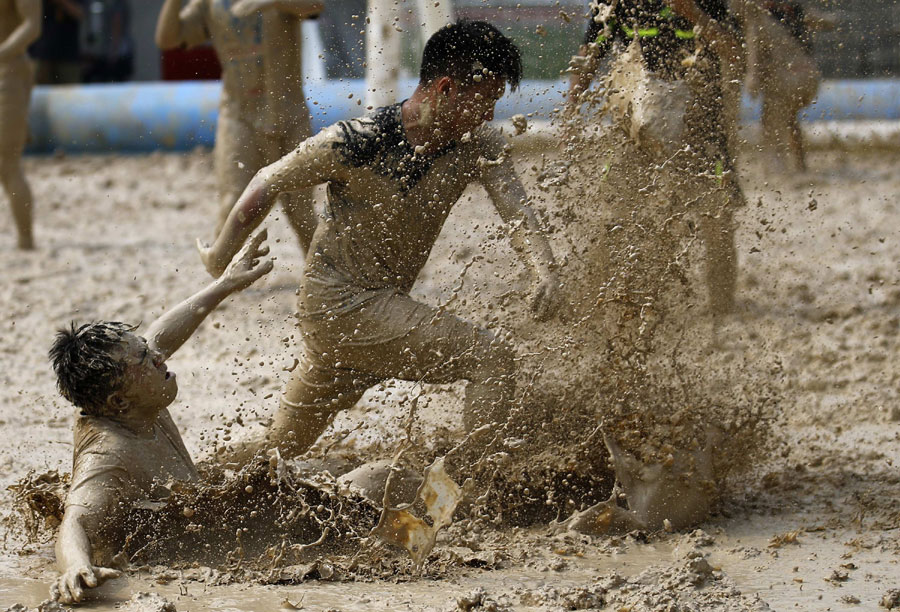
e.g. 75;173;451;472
25;78;900;154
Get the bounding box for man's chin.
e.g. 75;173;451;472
162;380;178;405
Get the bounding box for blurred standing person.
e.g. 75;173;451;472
317;0;365;79
155;0;322;251
82;0;133;82
30;0;84;84
569;0;746;317
0;0;40;249
742;0;819;171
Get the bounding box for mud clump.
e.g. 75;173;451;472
479;548;770;611
123;592;177;612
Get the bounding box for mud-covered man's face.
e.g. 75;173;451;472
109;333;177;416
434;76;506;142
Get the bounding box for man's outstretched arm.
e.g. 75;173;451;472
668;0;743;65
481;151;560;321
147;231;272;359
231;0;323;18
52;497;121;603
198;127;338;277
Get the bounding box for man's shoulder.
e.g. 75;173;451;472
470;124;509;159
327;103;405;167
73;416;135;465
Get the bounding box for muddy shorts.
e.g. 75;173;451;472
285;286;509;411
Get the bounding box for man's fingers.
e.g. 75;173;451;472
250;228;268;249
257;259;275;276
256;245;270;257
57;583;73;605
66;574;83;602
50;581;61;602
79;566;98;588
96;567;122;581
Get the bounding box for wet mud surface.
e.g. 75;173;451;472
1;145;899;610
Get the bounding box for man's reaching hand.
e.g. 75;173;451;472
218;229;274;292
51;565;121;604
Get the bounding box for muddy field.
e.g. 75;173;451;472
1;140;899;611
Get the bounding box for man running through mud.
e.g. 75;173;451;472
48;232;272;604
156;0;320;249
199;20;560;458
0;0;40;249
569;0;746;317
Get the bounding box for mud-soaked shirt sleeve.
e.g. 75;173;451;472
476;128;531;225
66;422;137;511
259;124;347;193
179;0;210;48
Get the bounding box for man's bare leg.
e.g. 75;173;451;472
0;61;35;250
0;156;34;249
213;109;263;236
788;113;806;172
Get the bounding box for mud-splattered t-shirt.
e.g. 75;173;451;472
261;103;529;321
66;409;198;563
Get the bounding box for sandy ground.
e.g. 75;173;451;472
1;142;899;611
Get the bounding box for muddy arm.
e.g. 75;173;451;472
148;231;272;359
0;0;40;61
231;0;323;18
52;504;121;604
199;129;337;277
668;0;743;64
481;152;560;321
156;0;206;49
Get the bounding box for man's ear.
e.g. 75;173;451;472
104;389;129;416
434;76;455;97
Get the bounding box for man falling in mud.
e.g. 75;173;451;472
156;0;320;248
199;20;560;458
569;0;746;317
0;0;40;249
48;232;271;604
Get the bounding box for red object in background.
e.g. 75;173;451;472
161;45;222;80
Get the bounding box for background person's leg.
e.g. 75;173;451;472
213;108;264;236
0;65;34;249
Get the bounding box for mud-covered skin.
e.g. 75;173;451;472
155;0;317;248
51;235;273;605
204;92;559;457
742;2;820;172
0;0;39;249
269;105;554;455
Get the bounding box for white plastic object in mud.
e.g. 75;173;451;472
606;40;691;159
371;456;473;569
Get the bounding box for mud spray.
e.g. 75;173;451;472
4;76;781;612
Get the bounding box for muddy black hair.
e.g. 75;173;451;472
420;19;522;90
49;321;137;415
